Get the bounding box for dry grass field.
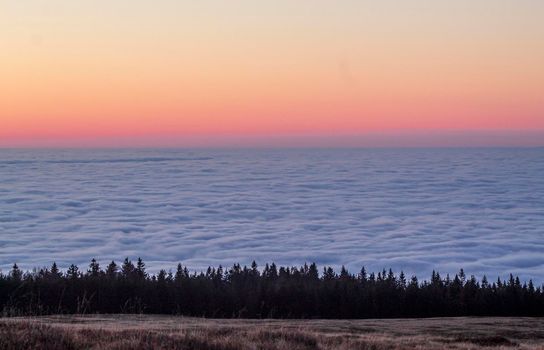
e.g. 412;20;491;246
1;315;543;349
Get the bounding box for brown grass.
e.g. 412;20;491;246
1;315;544;349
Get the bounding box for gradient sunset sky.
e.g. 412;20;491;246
1;1;543;147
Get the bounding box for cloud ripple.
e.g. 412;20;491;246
0;148;543;282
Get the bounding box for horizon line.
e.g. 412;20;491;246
1;130;543;148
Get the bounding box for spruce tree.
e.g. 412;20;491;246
136;257;147;279
50;262;61;278
106;261;118;277
88;258;101;277
10;263;22;281
67;264;79;279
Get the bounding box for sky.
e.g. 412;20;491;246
1;0;543;147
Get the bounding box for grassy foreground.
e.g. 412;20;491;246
1;315;543;349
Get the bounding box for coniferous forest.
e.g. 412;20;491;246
1;258;543;318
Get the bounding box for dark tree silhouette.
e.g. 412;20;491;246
1;258;543;318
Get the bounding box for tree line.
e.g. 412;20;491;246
1;258;543;318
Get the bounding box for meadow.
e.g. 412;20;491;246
1;315;543;349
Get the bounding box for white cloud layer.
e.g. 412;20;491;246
0;148;543;282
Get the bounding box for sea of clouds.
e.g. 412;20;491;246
0;148;543;282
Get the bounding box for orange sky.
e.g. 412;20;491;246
1;1;543;147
